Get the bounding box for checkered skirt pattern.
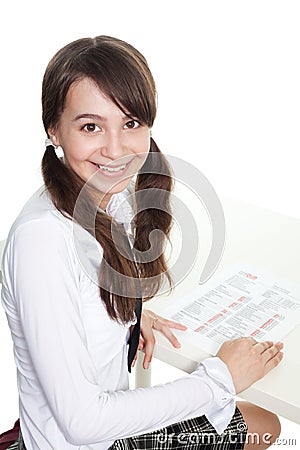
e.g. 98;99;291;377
108;407;247;449
10;407;246;449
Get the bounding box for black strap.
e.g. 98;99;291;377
116;223;142;372
127;297;142;372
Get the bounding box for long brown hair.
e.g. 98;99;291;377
41;36;173;323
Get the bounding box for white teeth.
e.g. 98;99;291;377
97;164;126;172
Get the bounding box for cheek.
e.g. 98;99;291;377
133;133;151;156
62;136;93;162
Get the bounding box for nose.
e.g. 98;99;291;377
100;130;126;161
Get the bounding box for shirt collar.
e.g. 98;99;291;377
99;182;135;235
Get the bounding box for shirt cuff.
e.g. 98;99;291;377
194;357;236;434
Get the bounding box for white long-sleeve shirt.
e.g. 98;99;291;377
1;184;236;450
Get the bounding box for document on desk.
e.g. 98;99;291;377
163;261;300;354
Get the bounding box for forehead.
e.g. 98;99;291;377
63;78;123;118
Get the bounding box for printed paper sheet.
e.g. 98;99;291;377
163;261;300;354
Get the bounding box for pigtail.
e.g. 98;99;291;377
134;138;173;298
41;146;137;323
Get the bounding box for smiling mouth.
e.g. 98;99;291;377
91;160;132;176
97;163;127;172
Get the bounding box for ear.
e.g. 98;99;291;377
47;127;61;147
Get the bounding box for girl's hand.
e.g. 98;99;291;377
131;309;187;370
216;337;284;394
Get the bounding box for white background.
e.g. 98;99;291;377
0;0;299;446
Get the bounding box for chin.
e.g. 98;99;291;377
89;177;132;197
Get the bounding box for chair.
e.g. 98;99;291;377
0;420;20;450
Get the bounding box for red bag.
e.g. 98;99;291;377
0;420;20;450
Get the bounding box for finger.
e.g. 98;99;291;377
131;351;138;368
150;313;187;331
131;338;144;369
161;319;187;330
155;323;182;348
258;341;283;356
143;310;187;331
253;340;274;353
263;349;284;374
141;326;156;370
143;338;155;370
261;343;284;365
138;337;144;351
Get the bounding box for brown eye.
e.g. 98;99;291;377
124;120;140;130
83;123;100;133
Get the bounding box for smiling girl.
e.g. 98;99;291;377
1;36;282;450
48;77;150;209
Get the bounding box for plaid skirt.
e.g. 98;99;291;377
8;407;247;449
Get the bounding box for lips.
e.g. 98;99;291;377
97;162;127;172
91;159;133;177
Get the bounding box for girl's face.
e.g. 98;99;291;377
49;77;151;209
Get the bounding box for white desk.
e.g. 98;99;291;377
1;195;299;425
140;194;300;425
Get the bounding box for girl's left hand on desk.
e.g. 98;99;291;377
132;309;187;370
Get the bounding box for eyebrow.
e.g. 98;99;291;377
73;113;106;122
73;113;135;122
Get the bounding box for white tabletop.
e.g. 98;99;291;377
145;192;300;425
